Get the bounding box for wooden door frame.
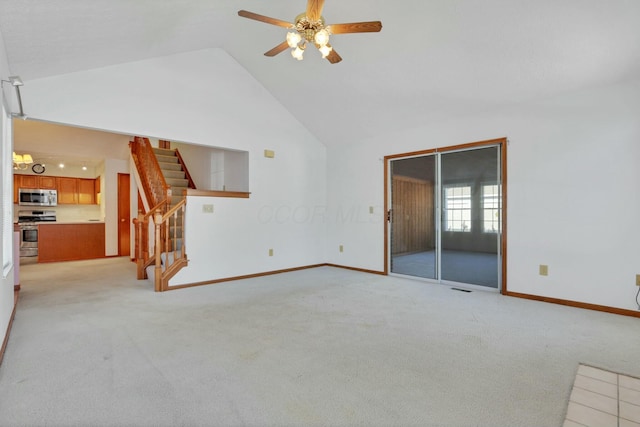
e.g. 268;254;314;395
383;137;508;294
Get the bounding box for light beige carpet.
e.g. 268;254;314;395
1;257;640;426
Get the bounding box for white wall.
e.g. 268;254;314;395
167;141;215;190
167;140;249;192
22;48;327;282
0;26;15;356
12;45;637;312
223;150;249;192
326;77;640;311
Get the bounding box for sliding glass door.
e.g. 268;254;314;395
389;155;437;279
440;147;500;287
388;143;503;289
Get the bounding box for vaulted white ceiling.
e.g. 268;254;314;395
1;0;640;149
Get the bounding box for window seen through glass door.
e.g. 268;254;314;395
444;185;471;232
482;184;501;233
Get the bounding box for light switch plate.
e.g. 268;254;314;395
264;149;275;158
202;204;214;213
539;265;548;276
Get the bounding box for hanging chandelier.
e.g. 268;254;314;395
13;152;33;170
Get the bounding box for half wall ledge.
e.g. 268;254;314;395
184;189;250;198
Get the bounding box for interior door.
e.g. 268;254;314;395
117;173;130;257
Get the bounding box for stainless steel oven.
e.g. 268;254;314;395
18;210;57;259
19;224;38;258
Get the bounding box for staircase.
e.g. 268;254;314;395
152;147;189;251
130;137;194;291
153;147;191;208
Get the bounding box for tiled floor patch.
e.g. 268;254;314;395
564;364;640;427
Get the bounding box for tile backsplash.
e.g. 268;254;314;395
15;204;103;222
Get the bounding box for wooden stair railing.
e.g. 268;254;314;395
131;136;189;291
133;198;168;282
175;148;196;190
129;136;170;209
133;194;188;291
154;198;188;291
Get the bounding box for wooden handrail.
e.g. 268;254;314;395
146;138;170;202
129;137;170;208
148;197;171;219
162;197;185;219
175;148;196;190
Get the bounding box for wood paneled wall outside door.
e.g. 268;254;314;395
391;175;434;255
118;173;131;257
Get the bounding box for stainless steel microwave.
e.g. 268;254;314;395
18;188;58;206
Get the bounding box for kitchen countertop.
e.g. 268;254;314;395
44;220;105;225
13;219;104;227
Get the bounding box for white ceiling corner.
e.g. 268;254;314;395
0;0;639;153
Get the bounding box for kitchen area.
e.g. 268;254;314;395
13;119;134;265
15;177;105;264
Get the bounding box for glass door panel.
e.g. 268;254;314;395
440;147;500;288
390;155;437;279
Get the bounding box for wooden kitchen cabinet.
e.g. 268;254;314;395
38;223;105;262
14;174;99;205
38;176;56;189
16;175;55;189
78;178;96;204
56;177;78;204
13;175;58;202
16;174;38;189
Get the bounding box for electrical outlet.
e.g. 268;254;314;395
539;265;548;276
339;245;344;253
202;204;214;213
268;249;274;257
636;274;640;286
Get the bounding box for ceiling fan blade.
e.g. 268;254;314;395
306;0;325;22
326;48;342;64
238;10;292;29
328;21;383;34
264;41;290;57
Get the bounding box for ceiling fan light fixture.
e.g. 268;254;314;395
286;31;302;48
319;44;332;58
292;45;305;60
314;28;329;46
238;1;382;64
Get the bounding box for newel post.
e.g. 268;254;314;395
154;212;163;292
133;215;144;280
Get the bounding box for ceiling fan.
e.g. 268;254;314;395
238;0;382;64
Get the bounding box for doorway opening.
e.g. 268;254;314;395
384;138;507;292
